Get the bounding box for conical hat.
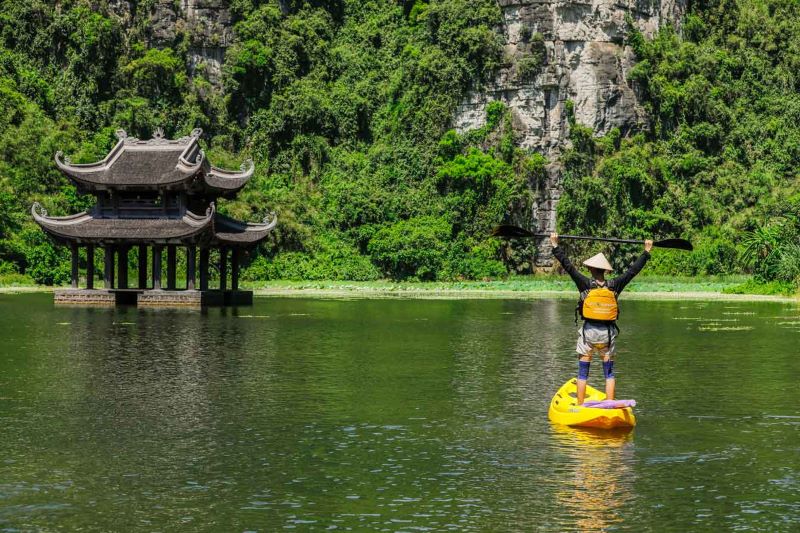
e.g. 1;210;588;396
582;253;613;272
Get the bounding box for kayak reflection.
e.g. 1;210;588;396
551;424;636;531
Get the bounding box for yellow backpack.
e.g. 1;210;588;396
580;286;619;322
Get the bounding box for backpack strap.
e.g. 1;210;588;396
577;280;597;325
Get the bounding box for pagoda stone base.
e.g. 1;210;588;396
54;289;116;306
54;289;253;307
138;289;253;307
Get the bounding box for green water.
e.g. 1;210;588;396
0;294;798;531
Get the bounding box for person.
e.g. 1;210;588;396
550;233;653;405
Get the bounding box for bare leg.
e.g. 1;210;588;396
577;354;591;405
603;354;615;400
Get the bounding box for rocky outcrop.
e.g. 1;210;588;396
453;0;685;265
110;0;231;84
180;0;232;82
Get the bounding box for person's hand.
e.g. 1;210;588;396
644;239;653;253
550;233;559;247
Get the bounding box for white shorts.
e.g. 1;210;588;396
576;322;618;358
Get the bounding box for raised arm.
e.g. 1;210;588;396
551;234;592;290
610;240;653;293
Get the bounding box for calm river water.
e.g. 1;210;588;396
0;293;798;531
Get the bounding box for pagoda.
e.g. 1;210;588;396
32;128;276;306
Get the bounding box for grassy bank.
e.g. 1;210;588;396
3;275;797;301
247;275;740;293
0;273;46;293
248;275;799;301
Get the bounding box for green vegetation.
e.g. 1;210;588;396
558;1;800;293
0;0;535;284
244;274;784;299
0;270;35;287
3;274;783;299
0;0;798;294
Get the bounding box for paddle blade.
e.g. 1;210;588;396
490;225;537;238
654;238;693;251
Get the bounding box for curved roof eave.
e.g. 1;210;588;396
203;159;255;192
54;128;205;189
31;202;215;243
54;137;125;179
212;211;277;246
31;202;94;226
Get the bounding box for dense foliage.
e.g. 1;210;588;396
0;0;798;289
559;0;800;289
0;0;540;283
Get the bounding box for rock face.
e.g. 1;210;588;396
103;1;684;268
453;0;685;265
180;0;232;83
110;0;231;84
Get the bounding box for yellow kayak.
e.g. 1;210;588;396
548;378;636;429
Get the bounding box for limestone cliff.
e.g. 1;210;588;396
109;0;232;83
106;0;684;266
453;0;685;264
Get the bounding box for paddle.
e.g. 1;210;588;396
490;225;693;251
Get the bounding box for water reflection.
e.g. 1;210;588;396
550;425;635;532
0;295;798;531
447;299;575;419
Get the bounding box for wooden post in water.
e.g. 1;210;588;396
86;245;94;290
138;245;148;289
167;244;176;290
231;249;240;291
117;245;129;289
104;245;114;289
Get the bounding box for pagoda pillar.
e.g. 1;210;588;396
186;246;196;290
231;249;240;291
219;247;228;291
199;248;209;291
117;245;129;289
104;245;115;289
153;245;163;290
167;245;177;290
70;243;79;289
86;245;95;290
138;245;148;289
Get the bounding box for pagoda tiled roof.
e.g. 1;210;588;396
32;203;277;248
204;160;256;194
31;202;214;244
55;128;254;194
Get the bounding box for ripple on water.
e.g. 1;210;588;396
0;295;797;531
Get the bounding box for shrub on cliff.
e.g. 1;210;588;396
558;1;800;288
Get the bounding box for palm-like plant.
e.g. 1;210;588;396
739;225;782;269
776;243;800;284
